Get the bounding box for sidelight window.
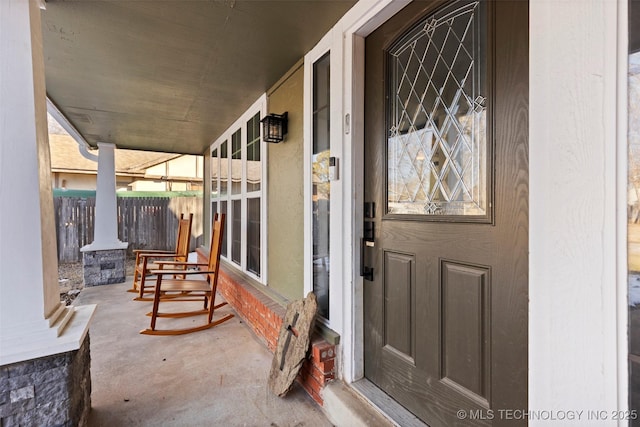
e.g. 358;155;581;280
312;52;331;320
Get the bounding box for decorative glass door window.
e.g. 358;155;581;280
387;0;489;219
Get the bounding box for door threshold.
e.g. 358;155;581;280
350;379;428;427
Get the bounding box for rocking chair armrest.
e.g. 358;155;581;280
135;251;177;261
150;269;216;276
137;253;180;261
133;249;175;254
154;260;207;267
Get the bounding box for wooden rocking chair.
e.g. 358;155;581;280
140;213;234;335
128;213;193;301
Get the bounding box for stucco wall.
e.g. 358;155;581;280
53;172;97;190
131;180;166;191
145;155;202;179
166;155;203;179
267;61;305;301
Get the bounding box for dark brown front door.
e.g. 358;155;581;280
363;1;528;426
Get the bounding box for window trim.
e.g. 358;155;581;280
304;31;344;329
210;94;267;284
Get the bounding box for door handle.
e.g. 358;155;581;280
360;238;374;281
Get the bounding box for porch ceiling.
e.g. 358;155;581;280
41;0;355;155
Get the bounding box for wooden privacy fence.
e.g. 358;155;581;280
54;196;203;263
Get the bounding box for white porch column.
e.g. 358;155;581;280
81;142;127;251
0;0;95;365
530;0;626;424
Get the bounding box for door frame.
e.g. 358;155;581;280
338;0;410;383
303;31;343;329
310;0;627;416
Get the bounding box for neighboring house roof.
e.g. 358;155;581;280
49;133;179;176
49;111;181;174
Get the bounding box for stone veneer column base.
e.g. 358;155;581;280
82;249;126;286
0;334;91;427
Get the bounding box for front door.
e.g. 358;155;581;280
363;1;528;426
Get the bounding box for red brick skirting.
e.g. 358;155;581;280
197;249;336;405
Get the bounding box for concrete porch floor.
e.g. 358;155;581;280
73;278;333;427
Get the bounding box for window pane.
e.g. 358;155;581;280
247;112;261;192
220;200;228;258
211;148;218;197
210;104;264;282
629;47;640;415
313;51;330;319
231;129;242;194
232;199;241;265
387;0;488;217
247;197;261;276
220;141;228;196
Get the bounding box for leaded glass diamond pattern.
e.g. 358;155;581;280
387;0;488;217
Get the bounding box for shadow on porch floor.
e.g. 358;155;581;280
73;278;332;427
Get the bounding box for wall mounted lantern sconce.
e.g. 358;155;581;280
261;112;288;143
